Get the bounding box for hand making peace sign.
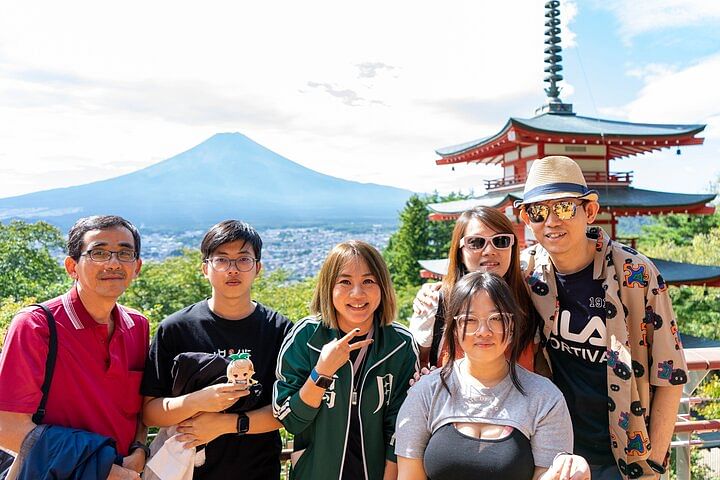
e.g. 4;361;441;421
315;328;374;377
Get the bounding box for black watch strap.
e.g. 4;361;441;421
646;459;666;474
237;412;250;435
128;440;151;459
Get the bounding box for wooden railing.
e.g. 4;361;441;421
668;346;720;479
615;237;638;249
484;171;633;190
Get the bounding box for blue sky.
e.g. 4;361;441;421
0;0;718;199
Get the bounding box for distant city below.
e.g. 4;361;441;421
142;223;396;280
140;217;644;281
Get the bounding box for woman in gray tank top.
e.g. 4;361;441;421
395;273;590;480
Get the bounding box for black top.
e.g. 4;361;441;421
423;424;535;480
341;331;370;480
141;300;293;480
547;263;614;465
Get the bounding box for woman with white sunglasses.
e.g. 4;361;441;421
409;206;537;369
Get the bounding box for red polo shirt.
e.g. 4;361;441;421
0;286;149;455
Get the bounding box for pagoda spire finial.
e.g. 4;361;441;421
538;1;573;115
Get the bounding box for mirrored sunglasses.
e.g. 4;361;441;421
525;200;583;223
459;233;514;251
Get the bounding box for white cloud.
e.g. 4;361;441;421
0;0;564;199
625;63;679;84
621;54;720;126
604;54;720;193
597;0;720;42
561;0;579;48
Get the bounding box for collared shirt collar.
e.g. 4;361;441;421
62;284;135;330
531;226;610;282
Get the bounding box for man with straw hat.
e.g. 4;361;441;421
518;155;686;480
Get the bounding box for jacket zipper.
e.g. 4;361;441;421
357;340;407;480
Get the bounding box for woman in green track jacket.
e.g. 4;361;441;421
273;240;419;480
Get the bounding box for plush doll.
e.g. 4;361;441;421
226;352;258;388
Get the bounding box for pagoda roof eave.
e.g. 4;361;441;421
511;113;705;138
419;258;720;287
435;119;513;158
427;192;520;217
652;259;720;287
600;188;716;215
427;188;716;218
435;113;706;164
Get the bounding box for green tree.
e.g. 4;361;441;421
642;222;720;475
384;192;468;288
426;191;470;258
383;194;432;288
641;226;720;340
122;249;315;335
638;212;720;249
0;296;36;349
0;220;69;301
253;270;315;322
121;249;211;330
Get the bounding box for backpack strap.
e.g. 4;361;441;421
428;291;445;367
28;303;57;425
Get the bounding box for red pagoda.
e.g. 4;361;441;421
420;0;720;287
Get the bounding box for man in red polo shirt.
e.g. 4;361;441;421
0;215;150;479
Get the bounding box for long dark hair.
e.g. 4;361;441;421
441;207;536;359
441;272;529;394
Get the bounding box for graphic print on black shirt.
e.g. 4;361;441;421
141;300;293;480
546;263;614;465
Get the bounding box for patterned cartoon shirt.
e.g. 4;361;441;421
521;228;687;479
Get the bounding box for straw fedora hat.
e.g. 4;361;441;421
514;155;599;207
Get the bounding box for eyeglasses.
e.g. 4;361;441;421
459;234;514;251
454;313;511;336
205;256;257;272
81;249;138;263
524;200;584;223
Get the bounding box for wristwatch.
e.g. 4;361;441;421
236;412;250;435
310;368;334;389
128;440;151;459
646;459;666;474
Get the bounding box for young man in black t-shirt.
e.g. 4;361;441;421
142;220;292;480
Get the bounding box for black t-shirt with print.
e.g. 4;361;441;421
141;300;293;480
546;263;614;465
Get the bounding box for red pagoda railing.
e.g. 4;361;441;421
615;237;638;249
484;171;633;190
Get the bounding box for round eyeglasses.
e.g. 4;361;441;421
81;249;138;263
524;200;584;223
454;313;511;336
205;256;257;272
459;234;514;251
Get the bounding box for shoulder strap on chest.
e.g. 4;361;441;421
28;303;58;424
429;292;445;367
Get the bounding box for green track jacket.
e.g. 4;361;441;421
272;316;419;480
